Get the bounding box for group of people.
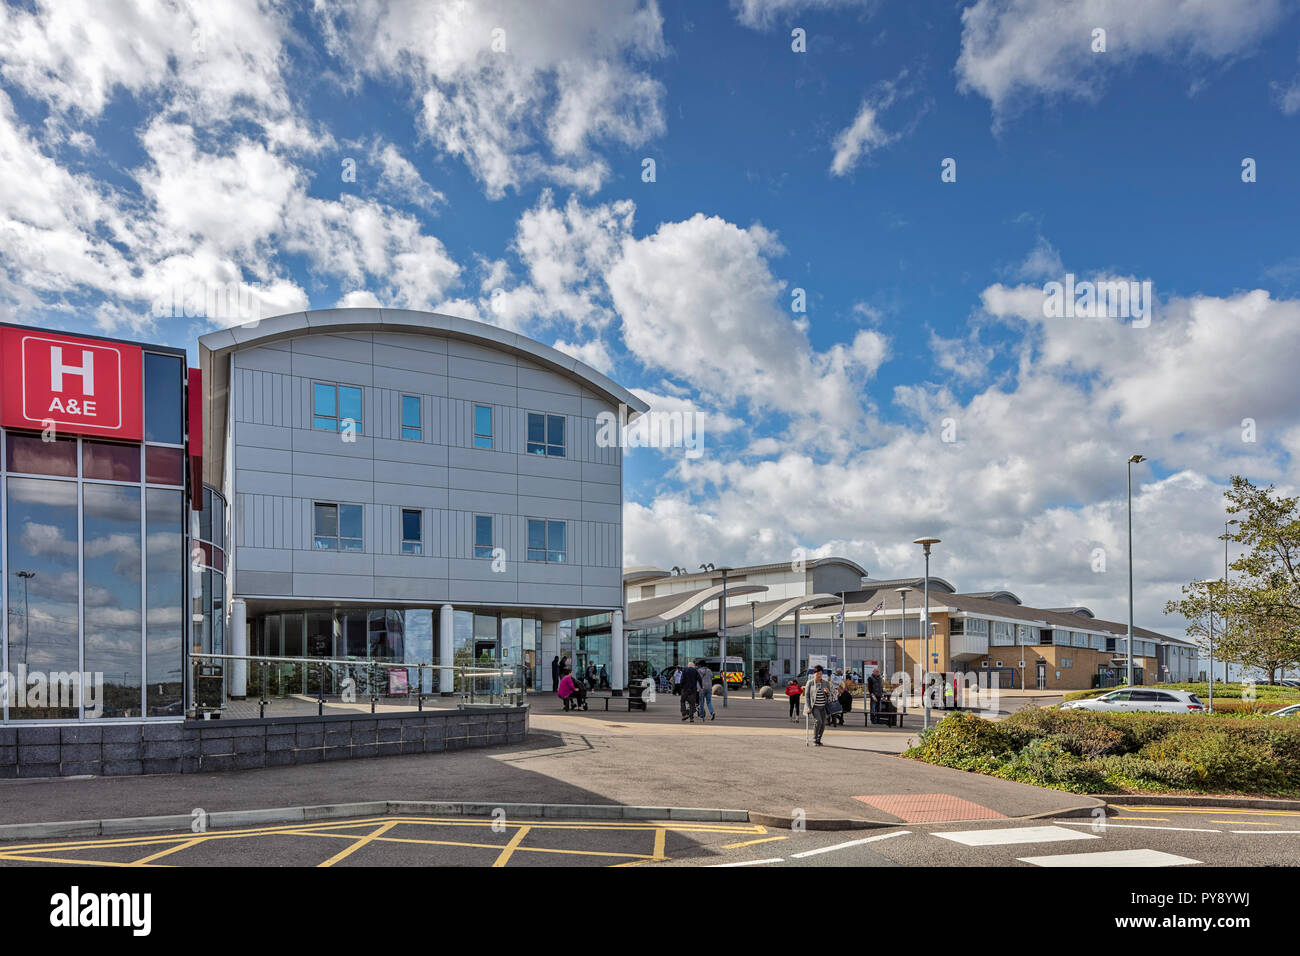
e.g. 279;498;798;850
672;659;719;723
785;666;886;745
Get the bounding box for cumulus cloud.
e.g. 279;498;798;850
956;0;1290;119
315;0;667;198
731;0;876;30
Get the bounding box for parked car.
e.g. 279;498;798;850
1062;688;1204;713
1269;703;1300;717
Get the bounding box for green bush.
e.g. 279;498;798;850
905;708;1300;796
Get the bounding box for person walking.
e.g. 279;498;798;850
697;660;716;720
672;665;683;696
785;677;803;720
551;655;560;691
805;665;831;745
678;659;702;722
599;663;610;690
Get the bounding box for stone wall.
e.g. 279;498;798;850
0;706;527;778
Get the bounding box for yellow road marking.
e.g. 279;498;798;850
492;826;531;867
653;828;667;860
0;853;155;867
1211;820;1280;826
131;838;203;865
318;820;399;868
1111;816;1171;822
1118;806;1300;818
722;835;788;850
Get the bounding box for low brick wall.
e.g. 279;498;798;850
0;706;528;778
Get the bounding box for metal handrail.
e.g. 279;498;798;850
188;652;525;718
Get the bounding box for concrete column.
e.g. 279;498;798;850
541;621;559;691
611;610;625;693
439;604;454;694
794;608;802;676
229;599;247;698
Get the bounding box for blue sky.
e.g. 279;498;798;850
3;0;1300;638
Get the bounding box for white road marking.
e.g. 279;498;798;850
1230;829;1300;835
1050;820;1221;834
933;825;1098;847
708;858;784;867
1019;848;1201;867
789;830;911;858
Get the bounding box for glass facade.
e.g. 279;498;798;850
2;346;189;723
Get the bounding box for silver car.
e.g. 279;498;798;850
1269;703;1300;717
1062;688;1205;713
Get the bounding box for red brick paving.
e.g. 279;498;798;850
852;793;1006;822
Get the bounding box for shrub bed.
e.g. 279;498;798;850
903;708;1300;796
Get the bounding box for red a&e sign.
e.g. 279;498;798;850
0;328;143;440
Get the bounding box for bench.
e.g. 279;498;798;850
584;683;650;712
865;698;910;728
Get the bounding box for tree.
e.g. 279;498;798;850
1164;478;1300;683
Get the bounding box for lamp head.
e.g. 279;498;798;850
1128;454;1146;464
913;536;941;554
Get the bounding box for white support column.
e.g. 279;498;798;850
229;599;247;698
794;608;802;676
541;621;559;691
439;604;454;694
611;610;625;693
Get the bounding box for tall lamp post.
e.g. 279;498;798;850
1127;455;1146;687
1206;578;1218;713
710;565;731;708
1222;519;1237;685
749;600;757;700
895;587;911;697
913;537;941;730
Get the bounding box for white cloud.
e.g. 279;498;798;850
731;0;875;30
829;99;897;176
956;0;1289;119
552;337;615;374
316;0;667;198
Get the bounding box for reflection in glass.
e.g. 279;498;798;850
144;352;184;444
144;488;184;716
83;441;142;482
83;483;142;718
6;478;80;719
145;445;185;485
7;433;77;477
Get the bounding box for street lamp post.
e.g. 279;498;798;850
714;566;731;708
1127;455;1146;687
838;592;846;680
895;587;911;698
914;538;941;730
1207;578;1217;713
1223;519;1237;685
749;600;757;700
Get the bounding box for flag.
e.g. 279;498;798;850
868;601;884;616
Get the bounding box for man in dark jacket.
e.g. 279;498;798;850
867;667;884;719
678;659;703;722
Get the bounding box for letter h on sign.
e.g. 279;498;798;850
49;346;95;395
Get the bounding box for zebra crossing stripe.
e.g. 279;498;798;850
1018;848;1201;867
933;825;1099;847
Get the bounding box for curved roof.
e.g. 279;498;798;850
962;590;1022;605
625;582;769;630
198;307;649;417
861;576;957;594
717;593;843;635
623;567;669;585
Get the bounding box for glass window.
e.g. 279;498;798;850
145;445;184;485
82;440;141;482
474;515;493;559
6;477;80;719
144;352;184;444
401;395;422;440
82;483;142;719
6;432;77;477
313;502;363;551
339;503;363;551
401;509;422;554
527;519;566;562
313;383;336;430
526;413;566;456
313;383;363;433
473;404;492;449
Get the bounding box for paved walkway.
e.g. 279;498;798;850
0;703;1096;828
